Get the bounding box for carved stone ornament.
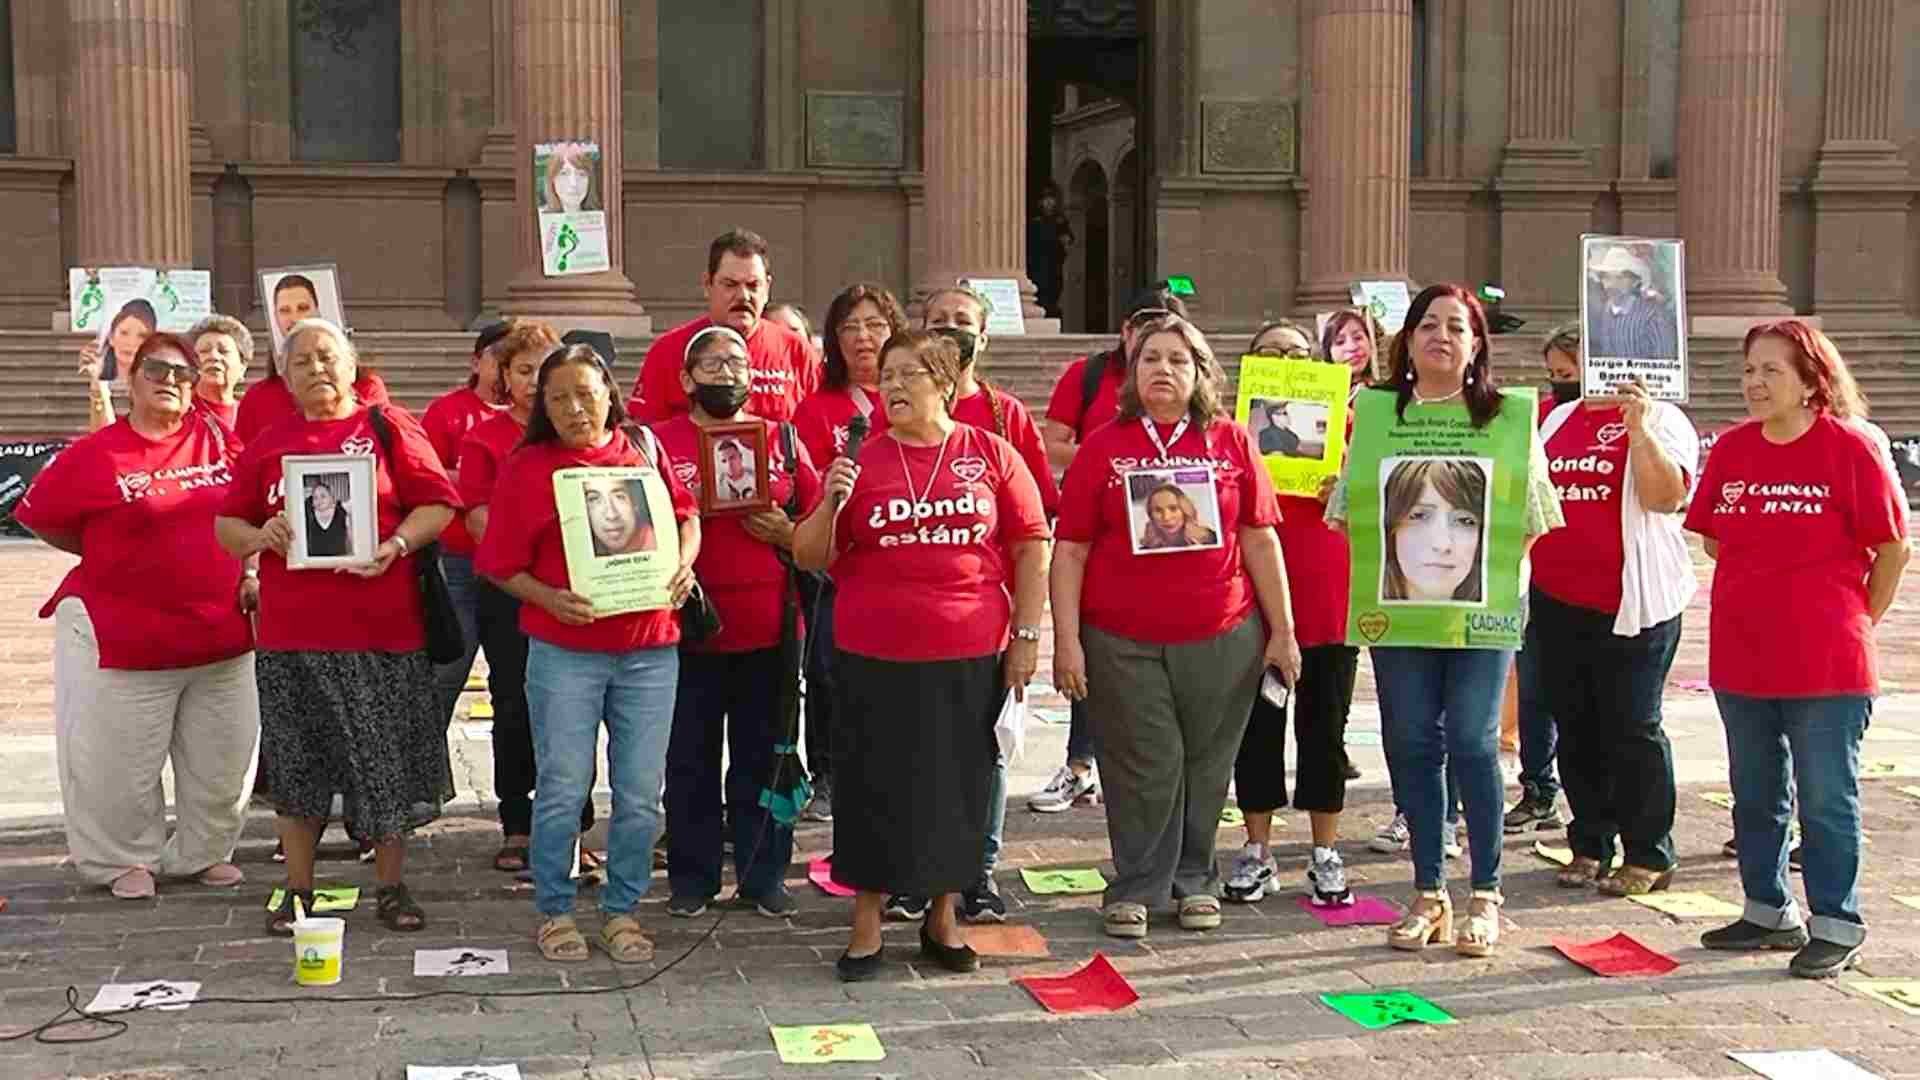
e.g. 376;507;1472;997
805;92;906;169
1202;99;1297;175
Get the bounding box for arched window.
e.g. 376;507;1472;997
659;1;764;169
291;0;401;162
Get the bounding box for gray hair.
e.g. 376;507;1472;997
1542;321;1581;359
284;317;357;368
189;315;255;364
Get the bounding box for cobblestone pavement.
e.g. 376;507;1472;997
7;541;1920;1078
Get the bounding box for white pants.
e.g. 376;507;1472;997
53;596;261;884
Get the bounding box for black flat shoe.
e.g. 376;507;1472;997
919;925;980;973
1790;939;1862;979
1700;919;1810;952
836;946;884;982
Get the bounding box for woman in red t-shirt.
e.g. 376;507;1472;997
475;344;699;966
213;318;460;936
188;315;252;428
791;330;1050;982
1223;320;1363;911
1683;320;1910;979
654;326;823;919
788;283;907;825
234;333;389;444
18;332;257;901
1052;314;1299;941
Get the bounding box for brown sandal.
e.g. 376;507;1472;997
1557;856;1606;888
536;915;590;962
599;913;654;964
1388;890;1454;951
1598;863;1677;897
493;838;530;873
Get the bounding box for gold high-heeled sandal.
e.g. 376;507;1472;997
1456;889;1504;958
1387;889;1454;951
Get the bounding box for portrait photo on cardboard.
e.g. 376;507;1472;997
1377;455;1490;607
1249;396;1331;461
1124;467;1224;555
259;264;348;361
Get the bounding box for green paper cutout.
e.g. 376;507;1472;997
768;1023;886;1064
1218;806;1244;827
1322;991;1457;1030
1019;868;1108;895
265;886;360;913
1164;275;1196;296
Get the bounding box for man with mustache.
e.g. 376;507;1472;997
626;229;822;423
1585;246;1679;363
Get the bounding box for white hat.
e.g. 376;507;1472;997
1588;246;1652;282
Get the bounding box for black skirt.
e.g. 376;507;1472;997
830;650;1001;896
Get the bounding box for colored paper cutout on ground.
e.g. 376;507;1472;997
1727;1049;1884;1079
1017;953;1140;1014
86;981;202;1014
1550;932;1679;977
807;857;855;898
1218;806;1244;827
1897;786;1920;802
265;887;359;913
1847;979;1920;1018
1862;760;1908;777
463;673;487;692
959;924;1050;958
1627;891;1743;918
413;947;510;977
1294;894;1402;927
768;1023;886;1064
1893;896;1920;912
468;700;495;720
1698;791;1737;810
1344;730;1383;746
1531;841;1622;870
1321;990;1456;1030
1019;867;1108;895
461;723;493;741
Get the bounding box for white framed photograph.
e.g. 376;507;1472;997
283;454;378;570
1123;467;1224;556
259;264;348;360
1377;455;1491;607
1578;235;1688;402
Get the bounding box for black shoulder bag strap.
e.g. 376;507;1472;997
367;405;468;665
1078;349;1110;434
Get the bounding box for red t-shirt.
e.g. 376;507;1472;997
1276;405;1357;648
1532;406;1633;614
1683;416;1907;697
235;372;391;443
651;415;823;653
457;411;527;517
474;429;699;653
17;415;252;670
422;385;504;557
626;317;822;423
951;385;1060;515
220;405;461;653
1057;416;1281;645
1045;350;1127;440
832;426;1050;662
791;385;889;469
196;397;240;427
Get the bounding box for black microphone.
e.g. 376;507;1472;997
833;414;871;508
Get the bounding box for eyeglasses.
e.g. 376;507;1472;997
837;318;894;338
692;355;751;376
1253;346;1312;360
877;366;935;388
139;358;198;385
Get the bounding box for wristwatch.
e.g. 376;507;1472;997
1012;625;1042;643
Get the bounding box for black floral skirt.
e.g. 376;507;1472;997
256;649;451;842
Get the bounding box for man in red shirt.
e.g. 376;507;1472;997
626;228;822;423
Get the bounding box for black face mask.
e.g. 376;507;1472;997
1549;380;1582;404
692;381;750;417
931;326;979;366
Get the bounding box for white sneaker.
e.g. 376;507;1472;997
1369;813;1410;854
1027;764;1097;813
1443;821;1464;860
1307;846;1352;907
1223;842;1278;903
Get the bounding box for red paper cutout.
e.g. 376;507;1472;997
1550;932;1679;977
1016;952;1140;1013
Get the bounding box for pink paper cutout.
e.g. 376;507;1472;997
1017;952;1140;1014
808;857;856;898
1550;932;1679;977
1294;893;1403;927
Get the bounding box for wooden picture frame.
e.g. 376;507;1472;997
696;420;773;516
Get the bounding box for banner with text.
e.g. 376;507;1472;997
1234;354;1349;497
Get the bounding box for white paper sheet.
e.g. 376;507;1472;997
406;1067;523;1080
1728;1050;1881;1080
412;948;510;977
86;980;201;1013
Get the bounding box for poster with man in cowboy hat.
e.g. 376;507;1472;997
1579;235;1688;402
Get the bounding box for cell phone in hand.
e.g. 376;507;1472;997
1260;667;1290;709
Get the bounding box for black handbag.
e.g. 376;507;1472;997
368;407;469;665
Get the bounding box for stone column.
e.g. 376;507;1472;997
1494;0;1603;321
1811;0;1915;323
1677;0;1791;319
69;0;194;268
1298;0;1412;311
479;0;516;166
919;0;1055;329
503;0;649;335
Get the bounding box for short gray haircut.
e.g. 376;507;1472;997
189;315;255;364
284;317;357;368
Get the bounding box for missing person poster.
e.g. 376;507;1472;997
0;439;67;538
1350;281;1411;335
534;140;610;277
1580;235;1688;402
1344;387;1536;650
1234;354;1349;496
554;466;678;615
69;268;212;337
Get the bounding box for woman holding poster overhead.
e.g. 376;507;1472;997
1684;321;1909;979
1053;313;1299;940
475;344;700;965
791;330;1049;981
1326;285;1563;957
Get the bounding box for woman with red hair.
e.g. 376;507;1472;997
1684;320;1910;979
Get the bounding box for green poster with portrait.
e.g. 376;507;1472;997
1233;354;1350;496
1344;387;1536;650
553;466;678;616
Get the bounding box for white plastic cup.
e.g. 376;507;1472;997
291;916;345;986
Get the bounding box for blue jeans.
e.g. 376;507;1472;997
432;553;485;728
982;753;1007;877
1716;691;1870;947
1515;614;1559;798
526;639;678;918
1372;646;1513;892
665;648;794;902
1066;699;1095;766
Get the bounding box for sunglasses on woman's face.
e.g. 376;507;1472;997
139;358;198;385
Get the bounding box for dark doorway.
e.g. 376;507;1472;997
1068;159;1109;334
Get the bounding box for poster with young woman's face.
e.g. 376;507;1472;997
1378;456;1491;606
1123;467;1224;555
69;268;213;380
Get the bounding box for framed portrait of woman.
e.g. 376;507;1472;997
696;420;773;516
1123;467;1224;556
283;454;378;569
